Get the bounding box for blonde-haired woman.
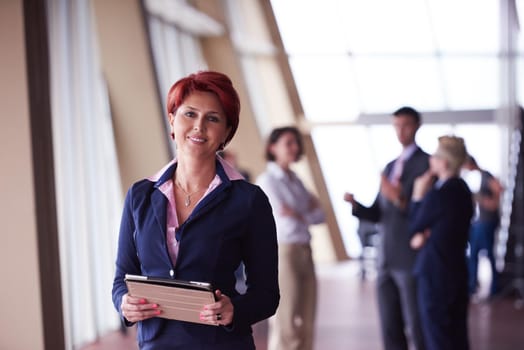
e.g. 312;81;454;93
409;136;474;350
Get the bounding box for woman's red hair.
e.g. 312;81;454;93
166;71;240;146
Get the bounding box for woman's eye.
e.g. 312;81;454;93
207;115;220;123
184;111;196;118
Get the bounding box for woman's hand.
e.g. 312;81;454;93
120;293;160;323
410;233;426;250
412;171;434;201
410;229;431;250
200;290;234;326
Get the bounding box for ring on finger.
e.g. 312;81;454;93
216;313;222;321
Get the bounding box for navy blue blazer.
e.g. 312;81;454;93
409;177;473;350
112;159;279;348
409;177;473;283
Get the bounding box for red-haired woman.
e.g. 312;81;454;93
112;71;279;349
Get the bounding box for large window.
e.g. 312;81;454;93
271;0;501;117
270;0;512;256
47;0;122;347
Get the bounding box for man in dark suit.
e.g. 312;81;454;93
344;106;428;350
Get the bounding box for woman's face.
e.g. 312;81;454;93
270;131;300;166
430;151;446;177
169;91;231;159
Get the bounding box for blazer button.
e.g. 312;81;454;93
169;269;174;277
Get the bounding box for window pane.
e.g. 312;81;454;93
354;56;445;113
311;125;379;257
519;0;524;53
338;0;434;54
428;0;499;54
441;57;499;110
454;124;502;176
272;0;504;114
416;124;454;154
290;55;360;122
271;0;350;54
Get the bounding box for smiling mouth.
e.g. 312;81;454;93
188;135;206;143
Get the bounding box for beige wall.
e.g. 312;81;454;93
0;1;44;349
92;0;171;191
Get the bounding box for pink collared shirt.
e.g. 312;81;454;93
151;156;245;267
389;143;418;184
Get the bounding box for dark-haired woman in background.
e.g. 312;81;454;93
257;126;325;350
112;71;279;349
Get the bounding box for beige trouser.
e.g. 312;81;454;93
268;243;317;350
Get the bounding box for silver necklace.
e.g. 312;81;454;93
175;180;204;207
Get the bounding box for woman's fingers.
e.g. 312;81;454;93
410;233;425;250
121;293;161;322
200;290;234;326
123;306;161;322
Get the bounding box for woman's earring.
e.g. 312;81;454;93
219;142;226;151
170;132;175;140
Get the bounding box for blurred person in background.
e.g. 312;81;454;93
257;126;325;350
462;155;503;299
409;136;473;350
344;106;428;350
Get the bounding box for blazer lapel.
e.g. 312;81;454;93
149;161;175;238
401;147;423;180
151;189;167;237
189;161;233;221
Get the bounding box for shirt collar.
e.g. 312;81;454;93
400;143;418;161
148;155;245;188
435;178;446;189
217;155;245;180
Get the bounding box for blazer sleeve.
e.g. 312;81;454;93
352;195;382;223
230;187;279;326
408;189;442;236
112;186;141;324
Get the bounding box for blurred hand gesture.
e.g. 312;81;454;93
380;175;406;209
343;192;356;205
413;171;435;201
410;229;431;250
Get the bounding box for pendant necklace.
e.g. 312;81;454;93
175;180;204;207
